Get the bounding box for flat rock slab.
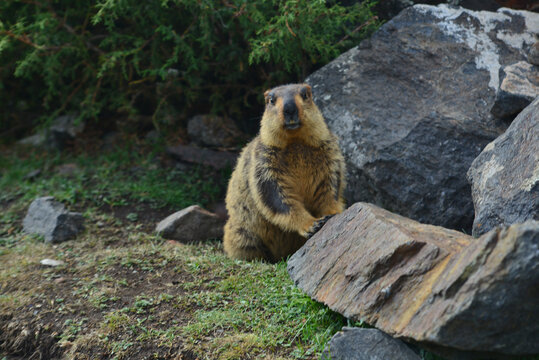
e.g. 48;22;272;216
288;202;539;357
306;4;538;232
468;97;539;236
156;205;224;243
23;196;84;243
322;327;421;360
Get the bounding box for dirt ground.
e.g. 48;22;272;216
1;201;196;359
0;192;336;360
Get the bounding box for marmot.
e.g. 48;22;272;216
223;83;346;262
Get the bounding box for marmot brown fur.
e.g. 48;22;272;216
223;83;346;262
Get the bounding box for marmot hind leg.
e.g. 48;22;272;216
223;222;275;262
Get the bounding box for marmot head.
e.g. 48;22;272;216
260;83;330;147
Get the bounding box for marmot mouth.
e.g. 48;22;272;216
284;122;301;130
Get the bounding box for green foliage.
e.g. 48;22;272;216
0;0;380;135
249;0;379;77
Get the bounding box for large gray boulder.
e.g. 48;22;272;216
288;202;539;358
306;4;538;232
23;197;85;243
322;327;421;360
468;97;539;237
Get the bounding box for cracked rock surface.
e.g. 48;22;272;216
468;97;539;236
306;4;538;232
288;202;539;357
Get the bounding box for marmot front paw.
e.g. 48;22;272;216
305;215;334;239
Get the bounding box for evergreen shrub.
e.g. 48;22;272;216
0;0;380;138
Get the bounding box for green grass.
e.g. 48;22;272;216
0;229;348;359
0;142;221;209
179;248;347;359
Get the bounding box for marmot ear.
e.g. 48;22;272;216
301;84;312;100
264;90;271;104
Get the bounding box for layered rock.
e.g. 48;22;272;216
23;197;85;243
468;97;539;236
306;4;538;231
288;202;539;357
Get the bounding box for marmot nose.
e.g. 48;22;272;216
283;100;298;119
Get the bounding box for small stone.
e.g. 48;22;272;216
145;129;161;143
23;196;85;243
167;145;238;170
156;205;224;243
322;328;421;360
18;133;45;147
16;115;84;151
23;169;42;181
55;163;79;177
48;115;84;150
40;259;65;267
167;68;179;77
187;114;246;148
173;161;191;172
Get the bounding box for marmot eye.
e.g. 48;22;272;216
269;94;276;105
